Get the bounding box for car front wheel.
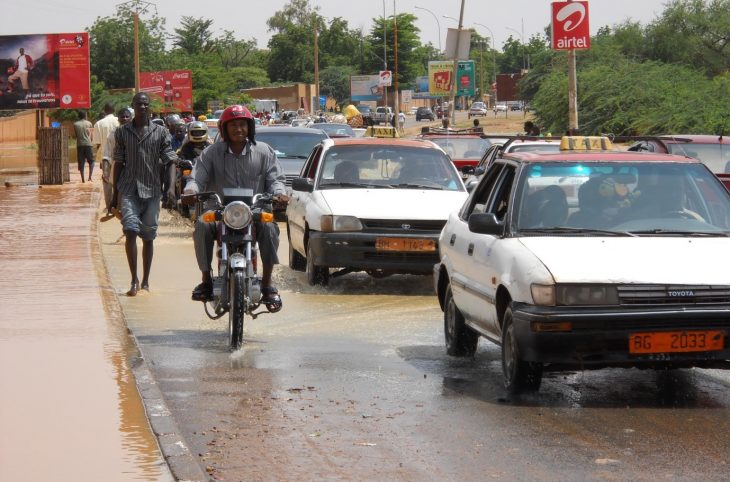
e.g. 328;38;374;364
306;241;329;286
444;283;478;357
501;306;542;393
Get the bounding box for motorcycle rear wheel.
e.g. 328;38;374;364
229;271;245;350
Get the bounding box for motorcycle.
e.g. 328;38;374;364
183;188;282;350
175;158;195;219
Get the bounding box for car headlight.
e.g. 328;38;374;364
556;285;619;306
223;201;252;229
531;284;556;306
320;215;363;232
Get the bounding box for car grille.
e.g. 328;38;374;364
617;285;730;306
360;219;446;233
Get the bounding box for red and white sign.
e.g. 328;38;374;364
139;70;193;113
378;70;392;87
551;1;591;50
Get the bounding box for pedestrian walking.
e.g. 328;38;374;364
73;110;94;182
101;107;132;217
93;103;119;183
110;92;177;296
398;111;406;134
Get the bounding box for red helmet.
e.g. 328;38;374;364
218;105;256;143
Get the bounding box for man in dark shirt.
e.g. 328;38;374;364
111;92;177;296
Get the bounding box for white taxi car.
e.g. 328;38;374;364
286;138;468;286
434;136;730;393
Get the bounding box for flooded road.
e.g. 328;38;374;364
98;204;730;481
0;164;172;481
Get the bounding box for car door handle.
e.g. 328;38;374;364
449;234;456;246
467;243;474;256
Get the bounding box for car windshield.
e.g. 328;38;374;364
667;143;730;174
514;161;730;235
317;145;464;191
428;138;491;160
311;123;354;137
256;131;327;158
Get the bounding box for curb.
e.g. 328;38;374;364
91;185;208;482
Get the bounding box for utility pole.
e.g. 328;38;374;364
119;0;156;92
448;0;466;125
382;0;388;109
393;1;399;118
314;17;319;114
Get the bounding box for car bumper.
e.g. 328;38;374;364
511;302;730;368
308;231;440;274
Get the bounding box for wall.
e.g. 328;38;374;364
0;110;49;145
241;84;317;112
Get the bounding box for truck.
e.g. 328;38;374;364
372;106;394;125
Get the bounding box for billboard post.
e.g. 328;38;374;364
551;1;591;131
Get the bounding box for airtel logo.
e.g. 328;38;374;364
556;2;587;32
173;73;189;79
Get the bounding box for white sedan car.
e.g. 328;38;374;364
435;137;730;393
286;138;468;286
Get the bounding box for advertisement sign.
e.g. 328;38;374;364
350;75;383;101
496;73;524;102
444;28;473;60
139;70;193;112
400;90;413;103
378;70;392;87
428;61;475;97
0;33;90;111
456;60;475;97
428;61;454;97
551;1;591;50
413;76;432;99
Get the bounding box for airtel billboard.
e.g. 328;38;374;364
551;1;591;50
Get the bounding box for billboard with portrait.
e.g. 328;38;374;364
0;33;90;111
350;75;384;102
139;70;193;113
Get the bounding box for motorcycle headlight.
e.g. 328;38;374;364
223;201;252;229
320;215;363;232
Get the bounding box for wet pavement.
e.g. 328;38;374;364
96;195;730;481
0;163;172;482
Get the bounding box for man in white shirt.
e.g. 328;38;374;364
7;48;33;94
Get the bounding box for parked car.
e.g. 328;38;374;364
417;126;492;178
434;135;730;393
416;106;435;122
494;104;508;112
310;122;355;138
510;104;522;111
372;106;394;124
356;105;372;122
286;138;468;286
409;106;419;115
468;102;488;118
628;134;730;190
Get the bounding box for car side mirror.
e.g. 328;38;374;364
461;165;475;175
465;178;479;193
474;166;485;176
291;177;314;192
468;212;504;235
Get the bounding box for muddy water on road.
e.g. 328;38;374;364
0;174;171;481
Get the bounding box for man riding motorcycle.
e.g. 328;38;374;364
178;120;212;160
183;105;287;308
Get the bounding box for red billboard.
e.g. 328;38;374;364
139;70;193;113
0;33;90;111
551;1;591;50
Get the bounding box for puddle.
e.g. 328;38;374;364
0;164;172;481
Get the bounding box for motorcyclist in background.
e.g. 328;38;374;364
183;105;287;307
178;121;212;160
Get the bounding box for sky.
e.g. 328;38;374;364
2;0;669;51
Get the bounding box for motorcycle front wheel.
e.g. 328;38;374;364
229;271;245;350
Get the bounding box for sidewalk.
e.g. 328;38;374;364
0;172;176;482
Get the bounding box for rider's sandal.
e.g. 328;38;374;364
191;282;213;302
261;286;283;312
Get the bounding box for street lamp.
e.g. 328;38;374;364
474;22;497;84
505;19;527;71
414;6;441;52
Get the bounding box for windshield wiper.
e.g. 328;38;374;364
520;227;637;237
277;154;309;159
628;229;730;236
393;183;444;190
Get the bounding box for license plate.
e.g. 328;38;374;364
629;330;724;354
375;237;435;252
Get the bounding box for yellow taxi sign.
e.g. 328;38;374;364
560;136;613;151
365;125;400;138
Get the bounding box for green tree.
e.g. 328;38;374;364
87;4;167;89
319;65;357;103
172;16;215;55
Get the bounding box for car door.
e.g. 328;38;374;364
443;163;505;333
464;163;518;337
287;145;323;255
